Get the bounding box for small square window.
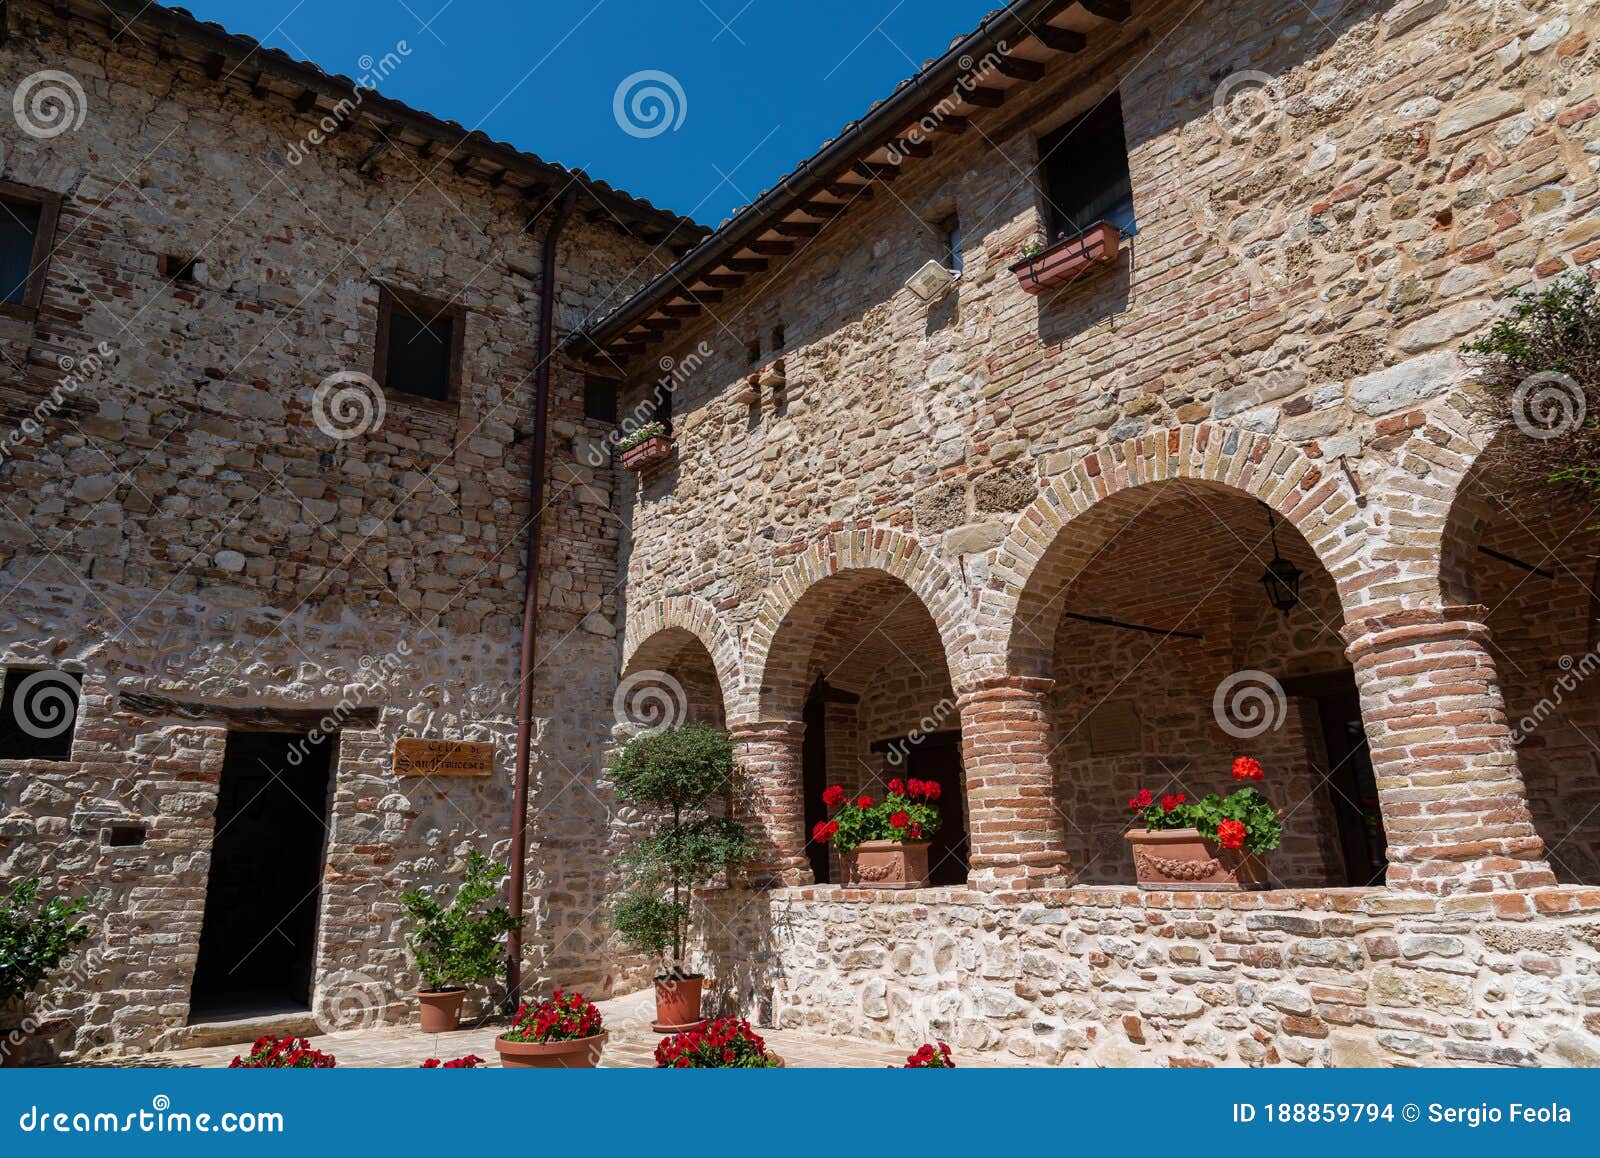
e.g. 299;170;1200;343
1038;92;1136;241
374;286;463;405
746;340;762;365
0;181;62;316
0;668;82;761
584;376;619;422
104;823;147;848
771;324;786;351
159;254;200;283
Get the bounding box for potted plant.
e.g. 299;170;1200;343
1123;756;1281;890
610;723;753;1032
401;851;520;1033
228;1035;337;1068
495;990;607;1069
1010;222;1121;294
813;777;942;888
900;1041;956;1068
616;420;672;471
419;1053;485;1068
0;878;89;1069
654;1016;783;1068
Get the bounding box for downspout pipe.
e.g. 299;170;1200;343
507;185;578;1010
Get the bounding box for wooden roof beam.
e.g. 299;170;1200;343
662;302;702;318
961;86;1005;109
773;220;822;238
994;56;1046;82
1034;24;1087;52
1080;0;1131;21
748;239;795;256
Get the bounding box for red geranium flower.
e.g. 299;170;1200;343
889;811;910;830
857;795;873;809
823;785;846;807
1160;794;1178;813
813;820;833;843
907;778;925;798
922;780;941;801
888;778;905;795
1231;756;1263;782
1216;819;1247;849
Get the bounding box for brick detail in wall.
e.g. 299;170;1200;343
956;676;1071;888
729;721;812;886
1344;606;1555;893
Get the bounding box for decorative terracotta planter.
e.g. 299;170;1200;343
1010;221;1120;294
0;1026;27;1069
652;975;705;1034
495;1031;608;1069
416;987;466;1033
1126;828;1268;891
620;435;673;471
841;839;929;889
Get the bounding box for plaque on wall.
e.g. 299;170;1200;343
392;738;496;778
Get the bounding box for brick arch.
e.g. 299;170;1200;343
741;527;973;721
621;595;743;724
1435;425;1527;607
985;425;1369;679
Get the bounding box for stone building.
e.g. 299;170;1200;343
0;0;700;1057
3;0;1600;1070
579;0;1600;1066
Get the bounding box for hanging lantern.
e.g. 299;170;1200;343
1260;507;1301;615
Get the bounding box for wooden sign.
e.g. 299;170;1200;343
392;738;496;779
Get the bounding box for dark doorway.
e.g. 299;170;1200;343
1283;673;1388;886
801;679;831;885
189;732;334;1021
899;731;968;886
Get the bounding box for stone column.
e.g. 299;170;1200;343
729;721;812;887
956;676;1072;889
1343;606;1554;893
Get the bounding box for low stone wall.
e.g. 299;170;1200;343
696;884;1600;1067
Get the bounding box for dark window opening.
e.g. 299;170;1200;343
937;214;964;273
1038;92;1136;241
746;339;762;365
190;731;334;1020
653;379;674;434
0;668;82;761
771;323;786;351
0;183;60;314
374;287;463;404
104;823;147;848
159;254;200;283
584;376;619;423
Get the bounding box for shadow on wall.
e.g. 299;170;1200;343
691;889;786;1026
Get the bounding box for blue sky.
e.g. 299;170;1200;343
178;0;996;226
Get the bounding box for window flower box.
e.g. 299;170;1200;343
1122;757;1280;891
815;778;943;889
1124;827;1267;891
1010;221;1121;295
616;422;673;472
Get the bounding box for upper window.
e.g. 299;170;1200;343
938;214;964;274
1038;92;1136;241
0;668;82;761
374;286;463;405
0;181;62;317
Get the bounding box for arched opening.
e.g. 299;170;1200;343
1011;479;1386;887
758;569;967;886
618;627;729;732
1441;434;1600;885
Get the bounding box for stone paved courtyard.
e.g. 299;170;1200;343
116;989;1022;1069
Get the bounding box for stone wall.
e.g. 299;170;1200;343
696;884;1600;1067
0;3;668;1058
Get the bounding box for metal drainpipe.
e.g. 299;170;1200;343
506;185;578;1010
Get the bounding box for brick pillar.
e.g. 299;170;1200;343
729;721;812;886
1343;606;1554;893
956;676;1072;889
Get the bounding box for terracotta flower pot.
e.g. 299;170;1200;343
841;839;929;889
495;1031;607;1069
620;435;673;471
1010;221;1121;294
1126;827;1269;891
652;975;705;1034
416;987;466;1033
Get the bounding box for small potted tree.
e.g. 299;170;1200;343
1123;756;1281;890
616;421;673;471
496;990;606;1068
813;777;942;888
609;723;753;1032
401;851;520;1033
0;878;90;1068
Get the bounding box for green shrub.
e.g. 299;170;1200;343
401;851;520;992
0;879;90;1004
609;724;753;973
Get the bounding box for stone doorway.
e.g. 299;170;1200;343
1282;672;1387;886
189;731;335;1023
